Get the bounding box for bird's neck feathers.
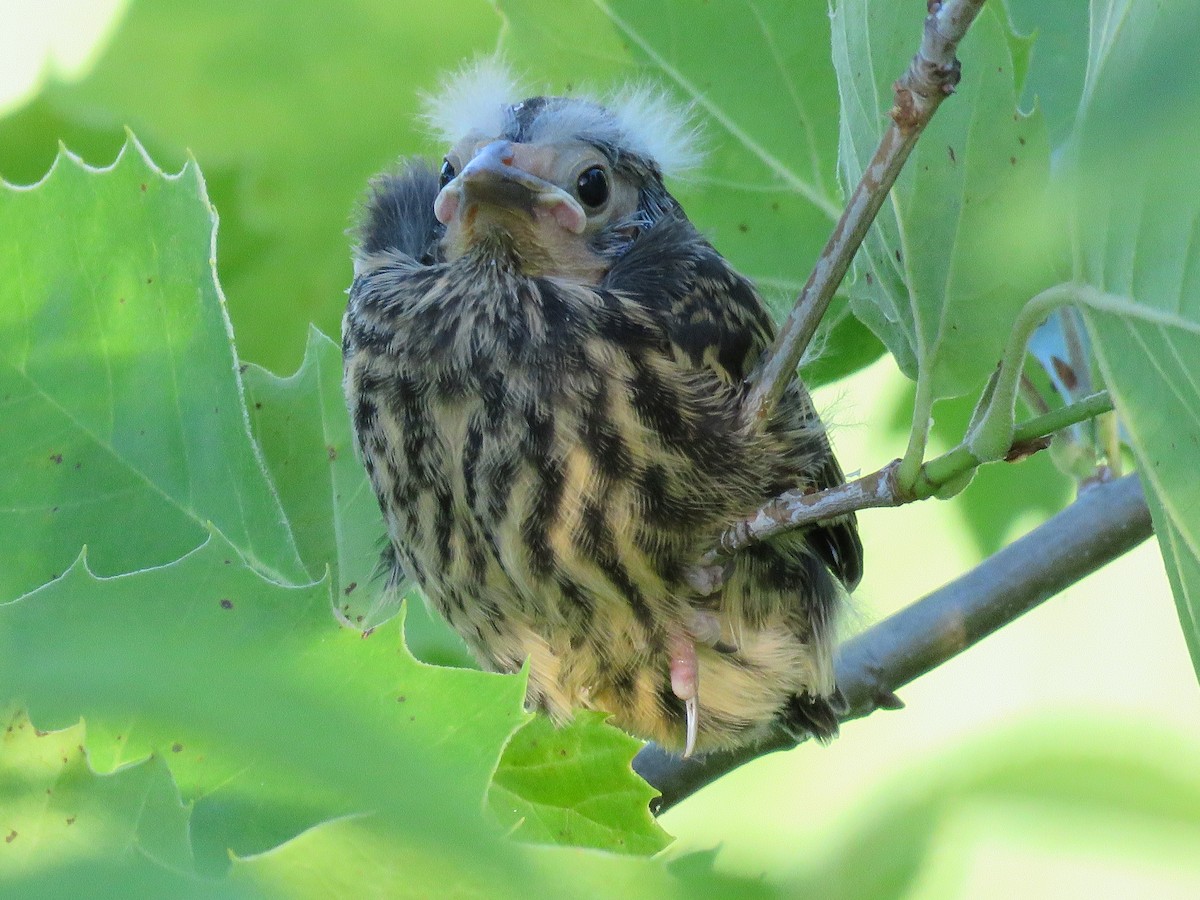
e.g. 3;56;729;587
447;213;609;285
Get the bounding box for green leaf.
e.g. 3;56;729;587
0;0;502;373
0;533;530;876
229;813;706;900
242;328;476;666
489;711;670;856
241;328;381;599
1005;0;1090;146
497;0;882;382
832;1;1060;400
1063;0;1200;677
0;138;306;596
0;710;235;896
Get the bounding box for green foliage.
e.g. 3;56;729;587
0;143;685;894
0;0;502;374
1060;0;1200;672
2;0;1200;894
0;143;306;597
832;2;1058;403
490;711;670;855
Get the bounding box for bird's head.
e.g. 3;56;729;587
425;61;699;282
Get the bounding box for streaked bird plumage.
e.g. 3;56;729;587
343;63;861;755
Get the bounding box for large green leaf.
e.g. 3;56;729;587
0;138;306;595
832;1;1059;399
1065;0;1200;674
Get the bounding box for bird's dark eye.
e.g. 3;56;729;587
439;159;456;189
576;166;609;208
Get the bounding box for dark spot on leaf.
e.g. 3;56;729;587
356;615;364;624
35;729;47;737
1010;156;1017;166
327;445;338;461
894;248;902;264
238;363;248;374
770;201;780;211
865;272;873;285
254;402;262;410
171;742;183;753
344;581;357;596
1018;136;1026;145
140;183;147;192
50;453;62;464
220;598;233;609
948;145;956;163
361;626;375;638
5;831;15;843
146;277;153;284
558;749;567;757
66;816;76;825
119;297;125;304
737;223;748;233
74;462;81;470
397;695;406;703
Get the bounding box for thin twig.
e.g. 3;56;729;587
707;391;1113;562
744;0;988;427
637;472;1153;814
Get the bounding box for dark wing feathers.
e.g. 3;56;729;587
605;214;863;592
356;160;444;264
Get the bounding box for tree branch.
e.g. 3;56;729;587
707;391;1113;562
636;472;1154;814
743;0;988;427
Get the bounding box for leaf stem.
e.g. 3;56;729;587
706;389;1112;560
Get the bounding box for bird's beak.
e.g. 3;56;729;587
434;140;587;234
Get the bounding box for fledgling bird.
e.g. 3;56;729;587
343;63;861;757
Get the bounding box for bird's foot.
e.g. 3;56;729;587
684;563;726;597
667;631;700;758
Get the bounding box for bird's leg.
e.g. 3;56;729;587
667;630;700;758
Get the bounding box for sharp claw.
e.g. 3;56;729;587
669;631;700;758
683;696;698;758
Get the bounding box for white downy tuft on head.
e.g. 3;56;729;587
422;57;522;145
600;85;704;177
422;60;703;178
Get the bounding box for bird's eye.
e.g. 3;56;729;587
439;159;456;189
576;166;609;208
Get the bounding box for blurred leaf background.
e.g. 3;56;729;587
2;0;1199;896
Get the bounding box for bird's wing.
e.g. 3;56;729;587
603;216;862;591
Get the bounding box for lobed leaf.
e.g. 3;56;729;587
489;711;671;856
0;138;306;596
